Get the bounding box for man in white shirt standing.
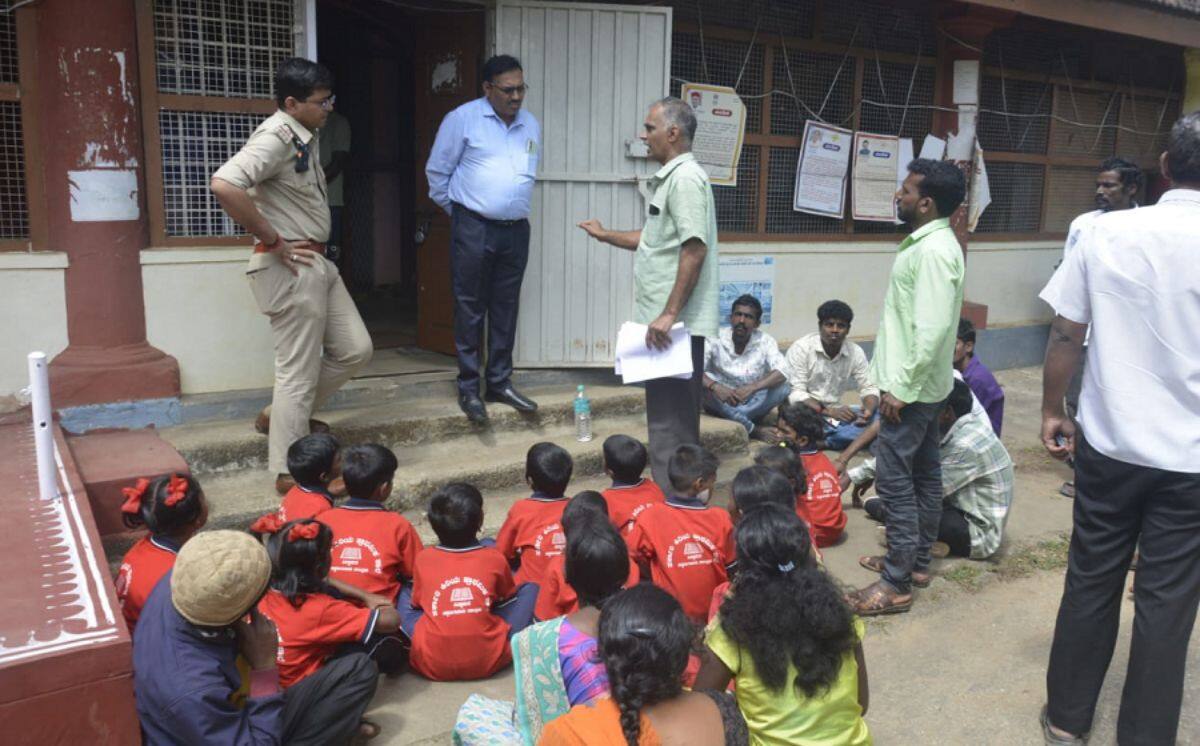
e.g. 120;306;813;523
702;294;790;442
1038;113;1200;746
426;55;541;423
785;299;879;450
1058;157;1142;497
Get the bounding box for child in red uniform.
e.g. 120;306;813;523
496;442;572;587
535;491;640;620
253;516;401;688
401;483;538;681
627;444;735;623
320;444;424;602
600;434;666;535
115;473;208;633
278;433;340;522
777;403;848;547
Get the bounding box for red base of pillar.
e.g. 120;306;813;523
49;343;180;408
961;300;989;330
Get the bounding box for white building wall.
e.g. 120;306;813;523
141;248;274;395
0;252;70;400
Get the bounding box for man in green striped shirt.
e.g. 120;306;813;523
848;158;966;616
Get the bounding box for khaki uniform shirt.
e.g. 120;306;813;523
634;152;720;339
213;110;330;243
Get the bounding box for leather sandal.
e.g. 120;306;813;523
846;580;913;616
859;555;932;588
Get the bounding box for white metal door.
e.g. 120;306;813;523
495;1;672;367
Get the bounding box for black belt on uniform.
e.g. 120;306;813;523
453;203;527;227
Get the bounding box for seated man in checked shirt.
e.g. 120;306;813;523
701;294;790;442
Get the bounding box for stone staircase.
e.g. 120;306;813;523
102;379;750;564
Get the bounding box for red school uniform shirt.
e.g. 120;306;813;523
278;484;335;522
495;493;569;586
534;554;641;621
602;479;666;535
409;544;517;681
796;450;848;548
116;535;180;633
257;588;379;689
627;497;736;622
321;498;424;601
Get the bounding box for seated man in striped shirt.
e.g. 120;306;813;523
850;379;1013;561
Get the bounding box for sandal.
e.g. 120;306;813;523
846;580;913;616
1059;481;1076;499
1040;705;1086;744
858;555;931;588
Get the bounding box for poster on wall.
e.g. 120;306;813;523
852;131;901;222
680;83;746;186
719;256;775;326
792;121;852;218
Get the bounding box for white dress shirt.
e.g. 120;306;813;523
425;97;540;221
1040;189;1200;473
704;328;788;388
785;333;879;406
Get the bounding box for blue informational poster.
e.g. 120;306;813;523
718;255;775;326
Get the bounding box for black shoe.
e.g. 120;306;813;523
458;391;489;423
484;385;538;412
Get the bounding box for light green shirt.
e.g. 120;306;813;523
633;152;720;338
868;218;964;403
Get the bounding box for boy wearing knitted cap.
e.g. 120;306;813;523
132;530;382;744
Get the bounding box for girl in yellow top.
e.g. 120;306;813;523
694;505;871;745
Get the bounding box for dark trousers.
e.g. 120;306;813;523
281;651;378;745
645;337;706;491
865;497;972;558
876;399;945;593
1046;435;1200;744
450;204;530;395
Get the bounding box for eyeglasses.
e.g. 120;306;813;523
303;94;336;110
488;83;528;97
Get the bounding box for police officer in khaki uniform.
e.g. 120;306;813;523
212;58;372;494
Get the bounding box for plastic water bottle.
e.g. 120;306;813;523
574;384;593;442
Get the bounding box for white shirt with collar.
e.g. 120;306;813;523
425;97;541;221
1040;189;1200;473
704;327;788;388
785;333;879;406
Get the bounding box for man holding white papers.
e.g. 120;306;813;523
578;96;719;488
703;294;789;442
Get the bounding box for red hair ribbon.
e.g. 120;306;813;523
120;478;151;516
163;474;190;507
287;522;320;542
250;513;285;535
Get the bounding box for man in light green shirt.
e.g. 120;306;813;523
848;158;965;616
578;96;719;488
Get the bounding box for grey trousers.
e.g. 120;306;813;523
281;652;378;745
876;398;946;594
645;337;706;492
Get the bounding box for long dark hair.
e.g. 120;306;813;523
262;518;333;606
718;505;856;698
564;521;629;608
598;585;694;746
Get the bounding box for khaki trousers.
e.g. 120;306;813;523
247;252;372;474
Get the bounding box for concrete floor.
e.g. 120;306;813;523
362;366;1200;745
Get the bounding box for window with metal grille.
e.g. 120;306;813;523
714;145;760;233
671;32;764;134
820;0;936;57
770;47;854;135
859;60;935;140
976;163;1045;233
1043;166;1099;233
765;147;842;235
667;0;815;39
140;0;296;243
978;76;1052;155
0;10;27;242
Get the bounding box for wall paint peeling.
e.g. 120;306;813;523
59;47;140;169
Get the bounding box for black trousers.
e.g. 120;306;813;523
1046;434;1200;745
644;337;705;491
281;652;379;745
450;203;530;395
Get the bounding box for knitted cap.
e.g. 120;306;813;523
170;530;271;627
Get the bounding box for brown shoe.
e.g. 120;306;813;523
859;554;932;588
846;580;913;616
253;407;330;436
275;474;296;495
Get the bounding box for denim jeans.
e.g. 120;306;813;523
703;380;792;435
875;398;945;594
823;407;879;450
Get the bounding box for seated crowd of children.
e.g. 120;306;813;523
118;425;870;745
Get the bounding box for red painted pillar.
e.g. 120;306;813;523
36;0;179;407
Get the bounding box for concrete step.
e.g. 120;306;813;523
105;413;750;565
159;383;647;475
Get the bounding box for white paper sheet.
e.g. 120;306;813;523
894;138;914;224
852;132;901;222
968;140;992;232
680;83;746;186
793;121;853;218
918;134;946;160
614;322;694;384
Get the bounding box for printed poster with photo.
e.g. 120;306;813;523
793;121;852;218
719;256;775;326
680;83;746;186
852;132;901;222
